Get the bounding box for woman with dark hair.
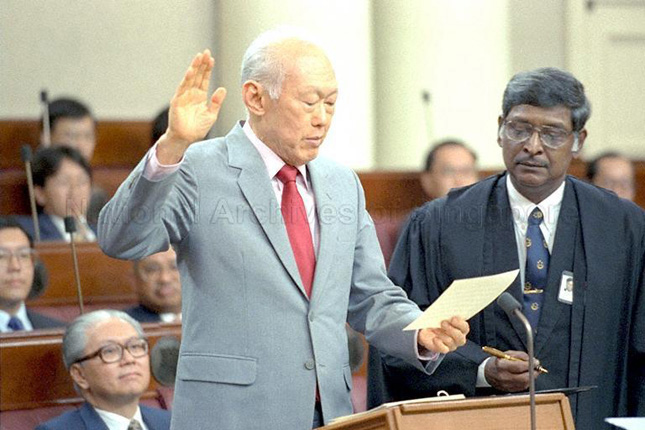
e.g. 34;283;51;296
16;145;96;242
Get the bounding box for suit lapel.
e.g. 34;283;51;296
307;160;338;303
39;214;63;240
535;181;578;355
79;402;109;430
227;125;306;296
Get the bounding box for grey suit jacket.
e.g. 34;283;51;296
98;123;438;429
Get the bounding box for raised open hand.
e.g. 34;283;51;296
158;49;227;164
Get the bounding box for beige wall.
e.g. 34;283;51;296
373;0;513;170
507;0;566;74
6;0;629;170
0;0;216;119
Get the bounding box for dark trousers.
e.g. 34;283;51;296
312;402;323;428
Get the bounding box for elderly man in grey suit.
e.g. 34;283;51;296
98;28;469;429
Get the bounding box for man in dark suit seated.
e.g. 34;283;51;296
586;151;636;202
0;218;63;332
16;145;96;242
124;248;182;323
36;309;171;430
419;139;479;201
379;68;645;429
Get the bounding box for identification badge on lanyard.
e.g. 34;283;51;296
558;271;574;304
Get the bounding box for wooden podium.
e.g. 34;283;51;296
320;393;575;430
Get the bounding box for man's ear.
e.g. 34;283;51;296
70;363;90;390
34;186;46;207
419;172;434;200
497;115;504;148
242;80;266;116
572;129;587;157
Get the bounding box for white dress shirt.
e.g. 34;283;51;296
49;214;97;242
476;175;565;387
0;302;34;332
95;406;148;430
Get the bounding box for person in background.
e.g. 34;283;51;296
45;98;97;162
586;151;636;201
43;97;107;224
379;67;645;430
35;310;171;430
124;248;182;323
98;28;469;429
16;146;95;242
0;218;63;332
420;139;479;200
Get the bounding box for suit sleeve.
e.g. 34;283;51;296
381;202;486;398
345;172;440;375
98;152;199;260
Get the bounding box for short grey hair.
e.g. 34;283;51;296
240;27;323;100
62;309;145;370
502;67;591;132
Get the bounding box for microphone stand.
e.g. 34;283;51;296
21;145;41;243
497;292;536;430
41;90;51;147
64;216;84;314
512;309;536;430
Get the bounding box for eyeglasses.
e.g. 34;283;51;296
500;120;577;149
74;338;149;365
0;248;35;268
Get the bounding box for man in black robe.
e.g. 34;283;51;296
377;68;645;430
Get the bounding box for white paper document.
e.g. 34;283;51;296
605;418;645;430
404;269;519;330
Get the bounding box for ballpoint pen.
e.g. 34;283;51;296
482;346;549;374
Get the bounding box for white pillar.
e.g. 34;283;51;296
215;0;375;169
373;0;511;170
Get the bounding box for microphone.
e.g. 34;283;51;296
21;145;41;243
421;90;433;147
64;216;85;314
41;90;51;147
497;292;536;430
150;336;180;387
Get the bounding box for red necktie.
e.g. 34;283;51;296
276;165;316;297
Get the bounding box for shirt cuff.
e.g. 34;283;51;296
414;330;440;361
476;357;493;387
143;142;183;182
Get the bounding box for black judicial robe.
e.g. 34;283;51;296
380;173;645;430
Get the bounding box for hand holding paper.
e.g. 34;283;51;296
418;316;469;354
407;269;520;331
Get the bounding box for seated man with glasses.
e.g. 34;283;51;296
36;309;171;430
0;218;64;332
124;248;182;323
377;68;645;429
